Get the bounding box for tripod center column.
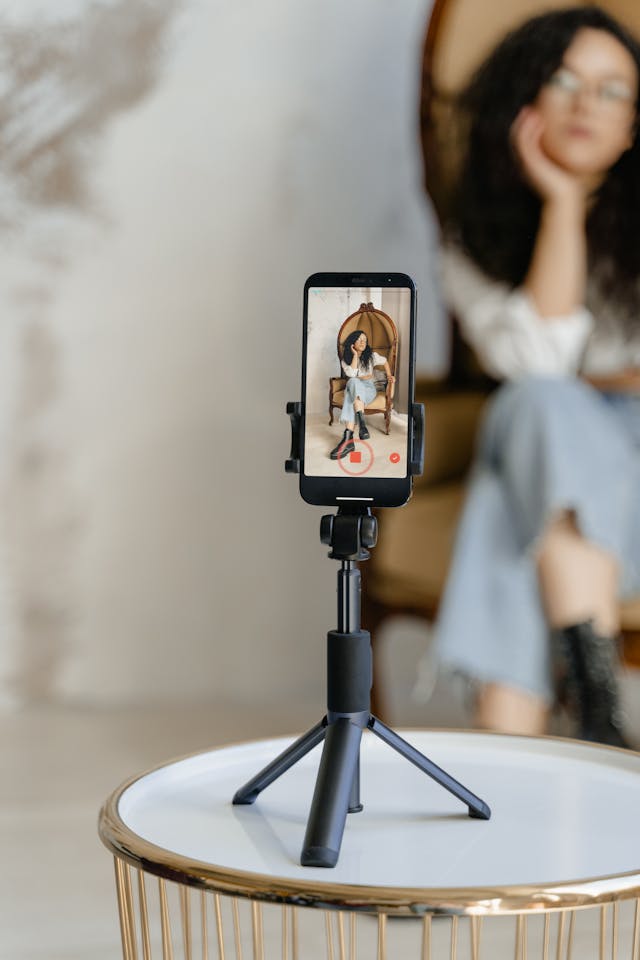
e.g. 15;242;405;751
338;559;361;634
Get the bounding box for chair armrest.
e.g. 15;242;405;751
368;481;466;614
416;389;487;487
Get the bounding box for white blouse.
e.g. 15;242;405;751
341;351;387;379
440;244;640;380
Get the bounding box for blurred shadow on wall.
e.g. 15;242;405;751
0;1;181;701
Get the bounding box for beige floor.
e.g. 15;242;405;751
305;412;409;479
3;630;640;959
1;698;324;960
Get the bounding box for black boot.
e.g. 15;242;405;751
554;621;630;748
330;429;355;460
356;411;370;440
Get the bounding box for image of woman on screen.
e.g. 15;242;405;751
434;6;640;747
330;330;395;459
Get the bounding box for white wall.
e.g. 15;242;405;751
0;0;442;707
306;287;377;415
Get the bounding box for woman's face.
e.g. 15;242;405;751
534;27;637;181
353;333;367;354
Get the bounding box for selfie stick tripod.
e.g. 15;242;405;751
232;403;490;868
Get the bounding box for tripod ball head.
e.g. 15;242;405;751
320;507;378;561
320;515;334;546
360;515;377;548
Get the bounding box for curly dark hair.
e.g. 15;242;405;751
452;6;640;311
342;330;373;368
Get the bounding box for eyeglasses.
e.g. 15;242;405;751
545;66;636;111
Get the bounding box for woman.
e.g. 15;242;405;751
330;330;395;459
435;6;640;746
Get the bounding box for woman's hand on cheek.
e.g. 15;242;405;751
511;107;584;205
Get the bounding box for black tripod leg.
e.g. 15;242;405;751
369;717;491;820
348;755;363;813
233;719;327;805
301;718;363;867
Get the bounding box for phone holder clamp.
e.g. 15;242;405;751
286;400;424;477
285;401;302;474
410;402;425;476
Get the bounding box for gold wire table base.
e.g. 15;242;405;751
113;858;640;960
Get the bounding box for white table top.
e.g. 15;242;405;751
99;730;640;914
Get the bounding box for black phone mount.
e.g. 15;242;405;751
285;400;425;476
233;402;490;868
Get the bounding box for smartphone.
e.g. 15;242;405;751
299;272;417;507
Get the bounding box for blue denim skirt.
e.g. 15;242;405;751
434;376;640;702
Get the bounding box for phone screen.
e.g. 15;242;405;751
303;279;414;485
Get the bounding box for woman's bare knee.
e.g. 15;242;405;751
475;683;548;735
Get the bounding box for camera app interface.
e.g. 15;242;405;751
304;285;412;479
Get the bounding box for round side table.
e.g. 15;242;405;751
99;730;640;959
